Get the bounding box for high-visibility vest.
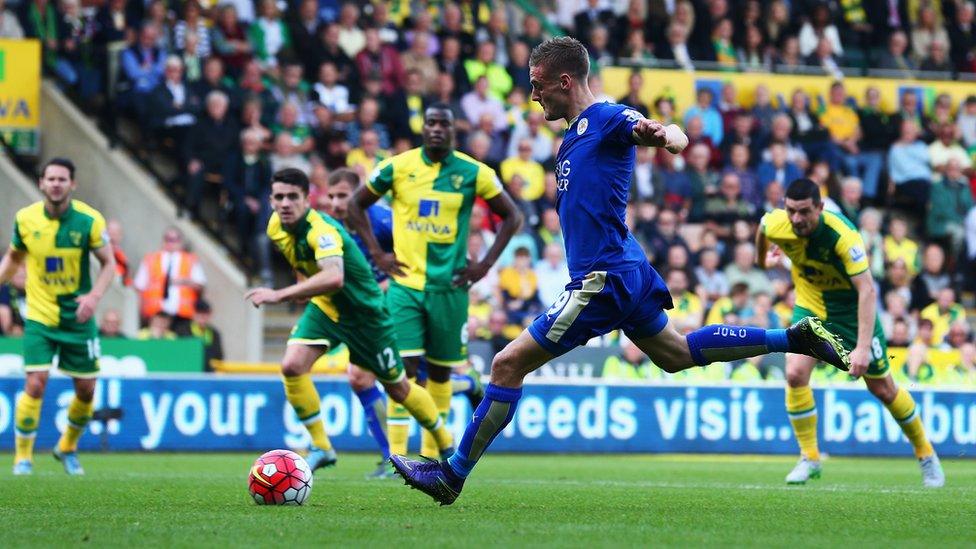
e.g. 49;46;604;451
139;251;199;320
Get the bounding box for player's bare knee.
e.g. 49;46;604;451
785;369;810;388
347;367;372;391
489;348;523;386
25;372;48;398
384;378;410;402
867;379;897;404
74;379;96;402
280;358;307;377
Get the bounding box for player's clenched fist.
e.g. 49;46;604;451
632;119;688;154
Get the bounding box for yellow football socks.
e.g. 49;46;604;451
420;378;453;456
786;385;820;461
387;398;411;455
58;396;94;453
282;374;332;451
885;387;934;459
14;393;42;463
401;381;453;452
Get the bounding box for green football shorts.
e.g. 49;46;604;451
792;305;889;378
386;282;468;367
289;302;405;383
23;319;100;378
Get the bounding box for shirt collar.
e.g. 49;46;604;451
420;147;454;166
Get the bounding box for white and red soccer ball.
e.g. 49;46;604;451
248;449;314;505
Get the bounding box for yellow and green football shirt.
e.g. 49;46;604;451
366;147;503;291
760;209;868;322
10;200;107;330
267;208;385;323
919;302;966;344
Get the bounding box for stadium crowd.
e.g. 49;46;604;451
2;0;976;384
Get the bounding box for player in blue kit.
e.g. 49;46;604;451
390;37;853;505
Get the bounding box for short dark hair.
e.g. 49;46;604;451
41;157;75;180
271;167;310;194
328;168;360;188
730;282;750;296
785;178;821;205
529;36;589;80
425;102;455;121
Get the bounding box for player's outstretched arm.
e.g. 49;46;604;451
755;230;769;269
348;185;406;277
454;190;523;287
246;257;345;307
632;119;688;154
0;248;26;286
76;245;117;323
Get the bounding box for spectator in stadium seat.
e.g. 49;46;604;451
149;56;201;151
93;0;133;48
615;72;649;118
465;131;497;172
888;318;913;348
425;72;468;134
888;118;932;208
210;4;252;77
173;1;210;60
947;2;976;73
911;243;951;311
438;3;475;58
798;3;843;58
463;41;513;102
534;243;569;307
534;208;563;252
501;139;546;202
724;242;769;295
723;143;761;208
487;310;512;355
773;36;803;73
847;86;891;200
461;76;507;133
631;147;661;204
720;111;760;167
956;95;976;148
786;89;840;171
858;208;886;278
400;32;439;95
476;9;511;66
269;131;312;174
891;90;931;142
586;25;615;70
738;24;772;72
602;339;654;380
573;0;616;50
911;6;949;65
134;228;206;332
883;216;920;273
618;28;657;64
189;299;223;371
518;14;546;50
345;97;390;149
644;209;689;269
98;308;126;338
507;110;553;163
249;0;291;70
684;116;721;168
694;248;729;307
184;91;239;216
384;69;427;144
438;36;471;99
706;18;737;70
287;0;322;74
704;172;757;231
346;128;388;180
118;23;167;120
762;180;785;213
0;0;23;38
313;23;355;87
191;57;239;115
750;85;778;139
684;88;723;146
665;269;703;334
837;177;863;223
659;22;695;71
684;143;716;221
928;159;974;255
881;290;916;341
667;245;698;287
310;61;353;121
929;122;974;176
272;101;313;157
498;246;542;327
877;30;916;76
137;312;178;340
106;219;131;287
920;288;966;344
225;129;273;282
758;142;802;193
919;40;954;73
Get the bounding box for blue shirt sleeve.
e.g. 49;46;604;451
368;204;394;253
601;104;644;147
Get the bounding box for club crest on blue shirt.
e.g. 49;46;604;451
577;118;588;135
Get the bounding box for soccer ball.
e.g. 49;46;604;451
248;449;314;505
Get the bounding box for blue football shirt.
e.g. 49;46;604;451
555;102;648;280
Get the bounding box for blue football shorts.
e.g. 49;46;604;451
528;261;674;357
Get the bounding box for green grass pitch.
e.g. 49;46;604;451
2;452;974;548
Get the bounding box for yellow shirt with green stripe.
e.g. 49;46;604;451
760;209;869;322
10;200;107;330
366;147;503;291
267;208;385;323
919;302;966;343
